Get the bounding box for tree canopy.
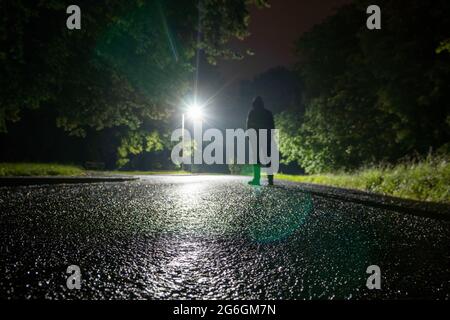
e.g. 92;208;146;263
0;0;267;135
277;0;450;173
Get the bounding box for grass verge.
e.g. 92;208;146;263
276;157;450;203
109;170;190;176
0;163;86;177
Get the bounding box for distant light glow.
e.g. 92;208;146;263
186;103;203;121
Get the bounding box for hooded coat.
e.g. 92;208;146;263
246;97;275;165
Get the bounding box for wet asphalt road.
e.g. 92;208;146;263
0;175;449;300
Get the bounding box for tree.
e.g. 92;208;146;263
437;39;450;54
0;0;268;168
277;0;450;173
0;0;268;135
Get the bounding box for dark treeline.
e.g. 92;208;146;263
0;0;268;169
277;0;450;173
1;1;449;173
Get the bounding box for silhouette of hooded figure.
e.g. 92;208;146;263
246;96;275;186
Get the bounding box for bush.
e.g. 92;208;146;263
276;155;450;203
228;163;253;175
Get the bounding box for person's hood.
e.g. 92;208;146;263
252;96;265;110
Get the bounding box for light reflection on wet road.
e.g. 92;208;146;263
0;175;449;299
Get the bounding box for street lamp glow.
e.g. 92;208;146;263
186;103;203;121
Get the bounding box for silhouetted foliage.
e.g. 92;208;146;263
277;0;450;173
0;0;267;166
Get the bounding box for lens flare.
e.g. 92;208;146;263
187;104;203;121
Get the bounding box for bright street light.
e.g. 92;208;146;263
186;103;203;121
181;101;205;172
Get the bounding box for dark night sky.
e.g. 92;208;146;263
202;0;353;129
218;0;352;81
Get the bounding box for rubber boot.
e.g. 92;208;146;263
248;164;261;186
268;175;274;186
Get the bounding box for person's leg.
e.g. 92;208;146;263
248;164;261;185
268;174;274;185
254;164;261;183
